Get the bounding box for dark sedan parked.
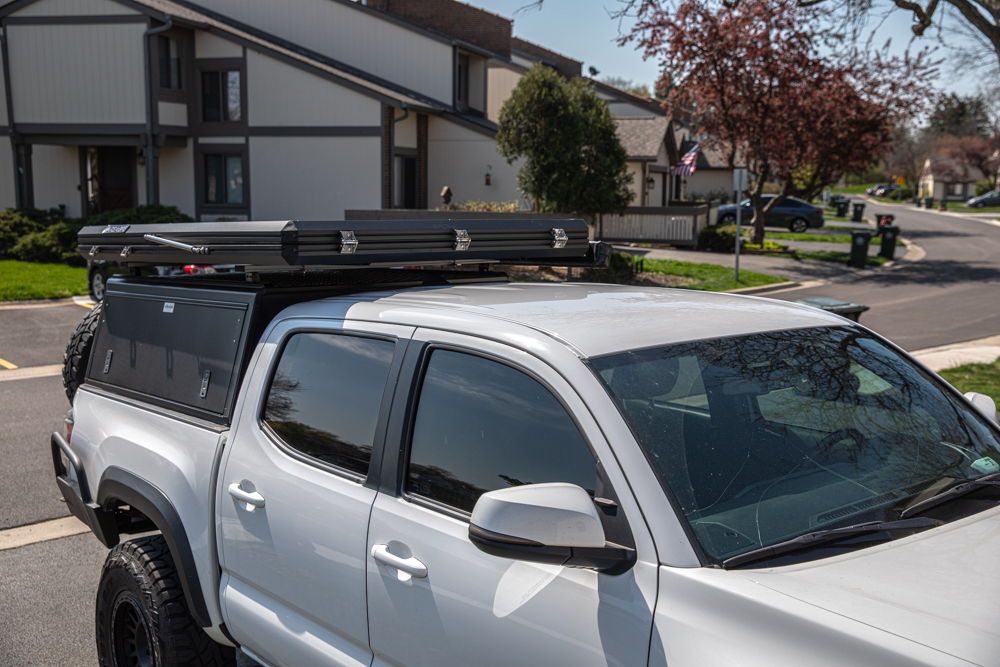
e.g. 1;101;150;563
717;196;824;233
967;190;1000;208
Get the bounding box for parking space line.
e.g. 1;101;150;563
0;357;18;369
0;364;62;382
0;516;90;551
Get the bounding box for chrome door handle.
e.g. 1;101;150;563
372;544;427;578
228;482;265;509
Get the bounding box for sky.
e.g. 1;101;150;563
466;0;984;97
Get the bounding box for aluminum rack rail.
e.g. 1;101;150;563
77;219;608;269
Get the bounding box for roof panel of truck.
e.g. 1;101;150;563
324;283;848;358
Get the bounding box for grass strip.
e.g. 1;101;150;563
938;358;1000;402
642;258;789;292
793;250;889;266
766;231;901;245
0;260;87;301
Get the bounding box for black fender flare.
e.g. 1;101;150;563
97;466;212;628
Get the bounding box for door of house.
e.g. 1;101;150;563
97;147;135;211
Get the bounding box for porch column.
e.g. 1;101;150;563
382;104;393;209
417;113;428;209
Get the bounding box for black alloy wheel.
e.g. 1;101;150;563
720;213;736;225
975;202;985;208
789;218;809;233
111;593;153;667
89;269;106;301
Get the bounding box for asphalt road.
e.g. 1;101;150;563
768;202;1000;351
0;301;107;667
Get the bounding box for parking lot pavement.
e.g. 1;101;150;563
0;532;107;667
0;301;91;369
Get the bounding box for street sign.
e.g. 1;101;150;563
733;168;749;195
897;177;905;186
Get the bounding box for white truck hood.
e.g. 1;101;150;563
742;505;1000;666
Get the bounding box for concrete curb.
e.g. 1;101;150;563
909;335;1000;372
725;281;798;295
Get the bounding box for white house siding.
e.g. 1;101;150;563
196;0;453;103
10;0;140;16
249;136;380;220
195;30;243;59
599;93;657;118
0;143;14;209
246;51;380;127
486;64;520;122
6;23;146;124
158;101;188;128
159;144;196;218
31;145;81;217
393;109;417;149
427;117;520;206
686;171;733;201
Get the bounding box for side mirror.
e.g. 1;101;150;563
468;483;635;574
965;392;999;424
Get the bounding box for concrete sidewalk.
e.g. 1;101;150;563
909;335;1000;372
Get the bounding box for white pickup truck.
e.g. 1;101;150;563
54;221;1000;667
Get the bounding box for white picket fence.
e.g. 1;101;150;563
597;204;716;247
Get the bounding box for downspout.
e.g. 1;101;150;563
0;30;22;208
387;104;409;208
143;16;172;206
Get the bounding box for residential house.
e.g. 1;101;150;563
676;140;736;202
0;0;544;220
919;156;986;201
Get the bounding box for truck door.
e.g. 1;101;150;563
219;318;413;667
365;330;658;667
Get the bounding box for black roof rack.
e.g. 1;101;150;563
78;219;610;269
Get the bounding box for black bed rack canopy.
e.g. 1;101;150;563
77;219;609;270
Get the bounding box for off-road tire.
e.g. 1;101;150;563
789;217;809;233
63;301;102;404
96;535;237;667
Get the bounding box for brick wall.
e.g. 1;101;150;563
382;104;393;209
417;113;428;209
369;0;511;57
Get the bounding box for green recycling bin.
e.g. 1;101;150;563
852;202;866;222
795;297;870;323
849;230;872;268
879;225;900;260
835;200;851;217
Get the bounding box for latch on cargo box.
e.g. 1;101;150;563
551;228;568;249
454;229;471;251
340;231;358;254
200;371;211;398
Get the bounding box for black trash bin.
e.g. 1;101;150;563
852;202;866;222
879;225;900;260
849;230;872;268
795;297;870;323
924;196;935;209
835;200;851;217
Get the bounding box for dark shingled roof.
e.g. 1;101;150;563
616;116;671;161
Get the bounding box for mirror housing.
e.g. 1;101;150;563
965;392;999;424
468;483;635;574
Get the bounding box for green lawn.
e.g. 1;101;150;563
642;258;789;292
792;250;890;266
939;201;1000;214
0;260;87;301
765;231;901;245
939;358;1000;403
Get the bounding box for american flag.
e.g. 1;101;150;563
671;144;700;176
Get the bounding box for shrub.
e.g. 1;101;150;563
82;204;194;227
0;210;43;256
974;180;997;197
697;223;739;252
438;201;522;213
11;221;86;265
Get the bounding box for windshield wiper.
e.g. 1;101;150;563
899;473;1000;519
721;517;941;569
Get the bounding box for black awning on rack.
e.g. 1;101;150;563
78;219;603;268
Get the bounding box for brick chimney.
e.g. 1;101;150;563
368;0;511;58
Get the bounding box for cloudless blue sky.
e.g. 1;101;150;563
467;0;981;96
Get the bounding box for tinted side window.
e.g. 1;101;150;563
263;333;395;476
407;350;595;513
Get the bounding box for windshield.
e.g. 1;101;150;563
589;327;1000;565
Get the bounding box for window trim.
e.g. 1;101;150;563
396;342;601;518
194;56;247;136
256;328;402;484
153;29;191;105
194;143;250;220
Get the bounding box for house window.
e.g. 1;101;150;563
202;71;241;122
393;155;416;209
948;183;964;197
457;54;469;109
158;36;182;90
205;154;243;204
